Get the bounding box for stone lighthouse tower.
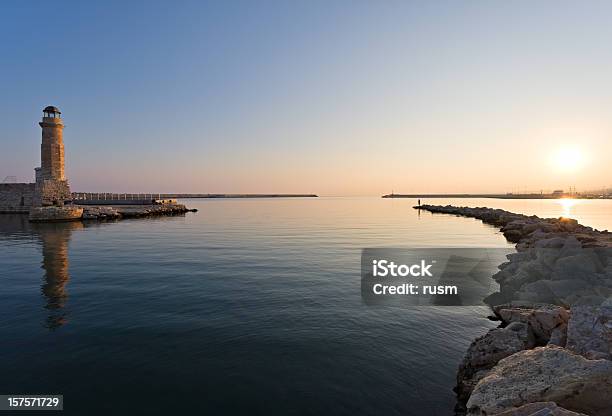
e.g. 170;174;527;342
34;106;71;206
40;106;65;181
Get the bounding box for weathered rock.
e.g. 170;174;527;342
548;323;568;347
534;237;570;249
81;206;121;220
553;252;604;278
456;322;535;403
517;263;553;290
466;346;612;416
558;217;580;232
515;279;593;306
566;305;612;360
504;229;525;243
493;401;588;416
494;303;569;344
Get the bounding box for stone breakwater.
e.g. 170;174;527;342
80;204;197;220
415;205;612;416
24;203;197;222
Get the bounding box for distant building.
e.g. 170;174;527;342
0;106;72;213
552;189;564;197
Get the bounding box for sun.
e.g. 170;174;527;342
552;147;583;172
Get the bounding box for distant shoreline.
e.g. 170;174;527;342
173;194;318;198
173;194;319;198
72;193;318;200
382;193;610;199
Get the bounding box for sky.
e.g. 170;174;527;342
1;0;612;196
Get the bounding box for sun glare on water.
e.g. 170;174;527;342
558;198;578;218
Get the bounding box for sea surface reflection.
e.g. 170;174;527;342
36;222;80;329
0;216;84;329
1;197;611;415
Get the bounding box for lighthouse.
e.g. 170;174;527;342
39;106;65;181
0;106;81;220
34;106;71;206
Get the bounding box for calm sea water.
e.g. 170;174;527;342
1;197;611;415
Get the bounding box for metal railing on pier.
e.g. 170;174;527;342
72;193;162;201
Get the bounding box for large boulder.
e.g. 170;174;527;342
503;229;525;243
466;346;612;416
515;279;593;306
558;217;580;232
552;251;604;279
566;305;612;360
494;303;569;344
500;260;553;292
456;322;535;403
493;401;588;416
534;237;572;249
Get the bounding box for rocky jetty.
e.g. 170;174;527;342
80;204;197;220
415;205;612;415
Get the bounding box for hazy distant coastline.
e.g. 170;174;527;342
168;194;319;198
72;193;318;200
382;193;611;199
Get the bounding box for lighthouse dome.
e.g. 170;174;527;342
43;106;61;113
43;106;61;119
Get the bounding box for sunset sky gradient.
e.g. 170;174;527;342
1;1;611;195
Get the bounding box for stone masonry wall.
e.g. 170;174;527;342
34;179;71;207
39;119;65;181
29;206;83;222
0;183;35;213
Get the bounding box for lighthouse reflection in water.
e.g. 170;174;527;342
36;222;80;329
0;215;79;329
